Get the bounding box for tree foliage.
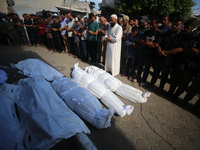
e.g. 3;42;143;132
118;0;196;20
98;2;102;11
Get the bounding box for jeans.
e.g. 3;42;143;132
81;40;88;62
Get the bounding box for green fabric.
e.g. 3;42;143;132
87;21;99;41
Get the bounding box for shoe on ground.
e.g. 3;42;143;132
139;82;145;87
132;79;137;83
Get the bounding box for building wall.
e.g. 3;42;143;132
0;0;21;13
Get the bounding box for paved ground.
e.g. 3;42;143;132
1;45;200;150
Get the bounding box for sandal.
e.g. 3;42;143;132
121;74;126;77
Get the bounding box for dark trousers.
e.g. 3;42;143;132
54;38;64;52
183;74;200;102
68;37;75;55
34;28;40;44
137;55;152;83
47;38;55;50
120;39;126;72
9;30;20;45
122;57;139;79
168;69;195;96
1;33;9;44
150;61;172;89
18;30;28;45
39;35;46;45
74;42;80;58
81;40;88;62
27;30;37;46
87;41;98;62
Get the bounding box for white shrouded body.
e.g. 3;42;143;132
85;65;151;103
71;63;134;117
15;77;90;150
51;77;115;129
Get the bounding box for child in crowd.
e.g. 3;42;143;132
44;19;55;51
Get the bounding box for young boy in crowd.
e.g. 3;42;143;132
122;26;143;82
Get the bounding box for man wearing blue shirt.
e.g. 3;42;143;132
60;13;69;53
121;26;143;82
87;13;99;63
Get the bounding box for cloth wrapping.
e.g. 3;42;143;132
51;77;115;129
0;84;26;150
14;59;64;81
85;66;151;103
71;63;134;117
15;77;90;150
0;69;8;85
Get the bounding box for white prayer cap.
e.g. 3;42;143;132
53;13;58;16
110;14;117;20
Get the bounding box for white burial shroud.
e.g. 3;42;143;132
15;77;90;150
51;77;115;129
85;66;151;103
0;84;26;150
14;59;64;81
71;63;134;117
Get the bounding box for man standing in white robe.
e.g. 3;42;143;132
105;14;123;76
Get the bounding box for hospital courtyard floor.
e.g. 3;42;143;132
0;45;200;150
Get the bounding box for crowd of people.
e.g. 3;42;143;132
0;12;200;113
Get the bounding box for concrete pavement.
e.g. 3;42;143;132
1;45;200;150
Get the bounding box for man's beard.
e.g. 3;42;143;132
123;22;127;27
110;22;115;27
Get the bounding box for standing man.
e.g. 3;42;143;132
149;18;185;90
87;13;99;63
139;16;150;34
137;16;162;87
158;15;172;35
67;14;76;56
51;15;65;53
60;13;69;53
14;14;29;46
73;20;82;58
105;14;123;76
6;16;20;45
98;16;109;63
130;17;139;28
24;14;37;47
121;15;132;73
0;16;9;45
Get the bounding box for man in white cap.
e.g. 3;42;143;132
105;14;123;76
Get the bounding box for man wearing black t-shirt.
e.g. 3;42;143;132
165;20;200;98
137;17;162;87
149;19;186;89
24;14;37;46
51;16;65;53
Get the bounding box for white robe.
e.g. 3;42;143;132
105;23;122;76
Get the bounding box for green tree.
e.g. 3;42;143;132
118;0;196;20
98;2;102;11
